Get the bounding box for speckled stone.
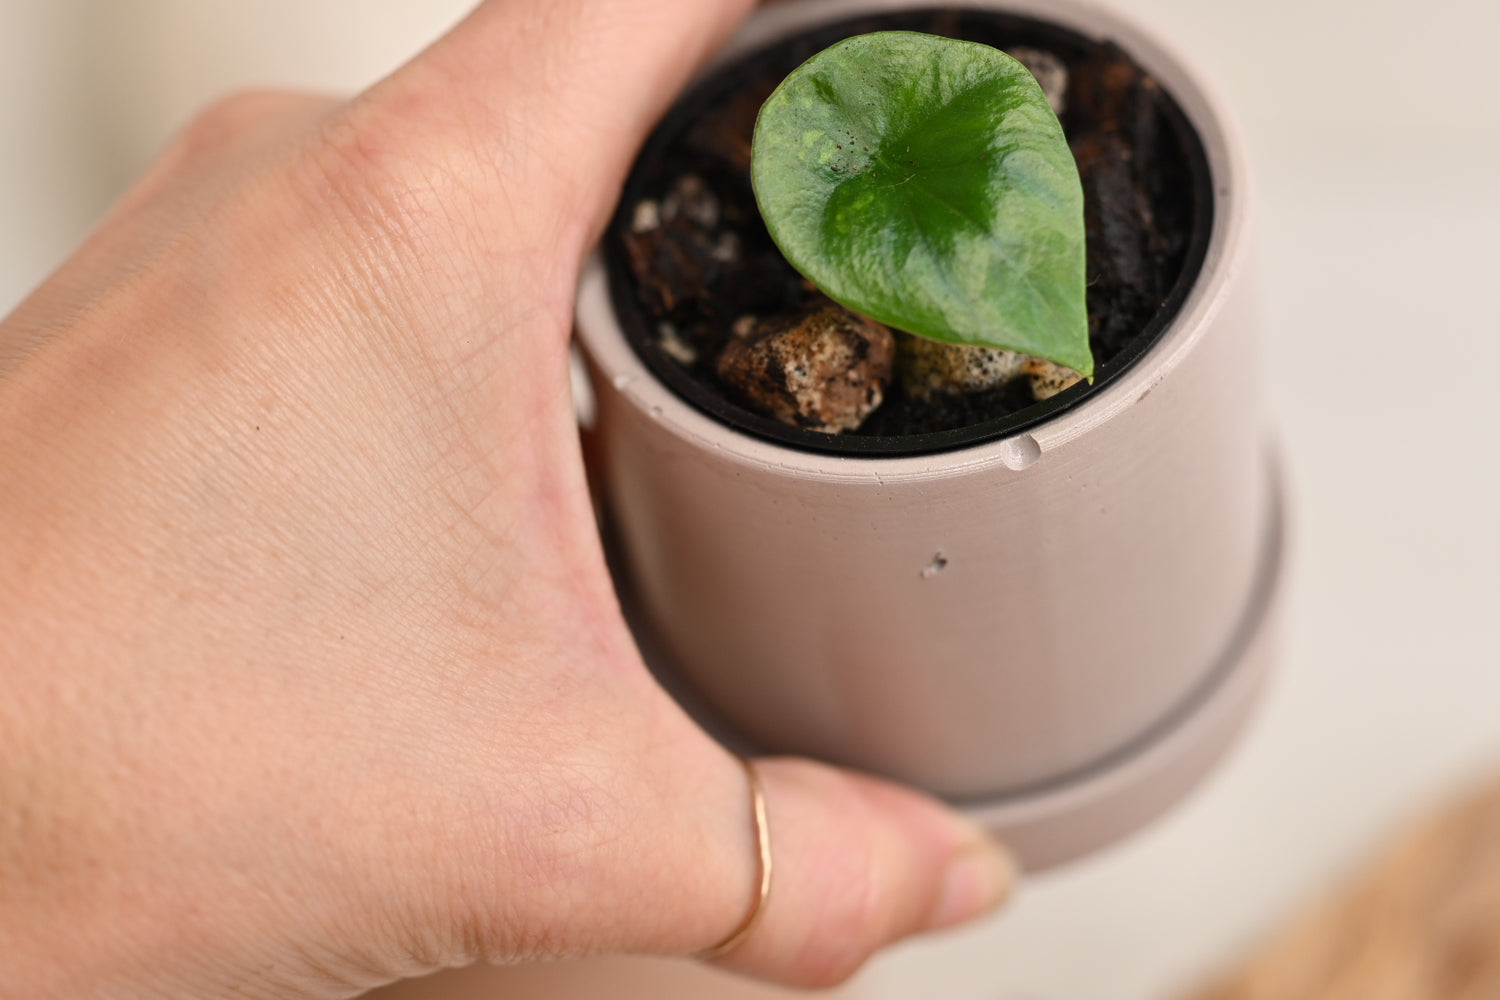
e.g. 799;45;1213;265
716;305;895;433
1024;358;1086;400
898;335;1028;402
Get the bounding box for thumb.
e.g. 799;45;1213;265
351;0;758;259
694;757;1017;988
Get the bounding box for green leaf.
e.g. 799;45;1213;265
751;31;1093;378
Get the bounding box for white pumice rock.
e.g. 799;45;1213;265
710;231;742;264
1008;46;1069;115
631;199;661;233
657;322;698;366
898;335;1028;401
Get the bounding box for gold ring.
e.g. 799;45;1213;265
695;755;773;961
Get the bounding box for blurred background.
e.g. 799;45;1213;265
3;1;1499;997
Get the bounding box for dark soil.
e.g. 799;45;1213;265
605;7;1211;456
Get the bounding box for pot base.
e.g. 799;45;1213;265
615;453;1285;873
963;466;1284;869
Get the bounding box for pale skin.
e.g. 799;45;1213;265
0;1;1015;996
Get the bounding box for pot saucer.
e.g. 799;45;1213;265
613;456;1285;872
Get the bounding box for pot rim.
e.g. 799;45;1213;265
576;0;1254;484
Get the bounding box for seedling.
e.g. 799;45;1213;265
751;31;1093;378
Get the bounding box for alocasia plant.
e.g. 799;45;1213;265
751;31;1093;378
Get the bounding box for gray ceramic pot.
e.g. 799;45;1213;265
576;0;1284;870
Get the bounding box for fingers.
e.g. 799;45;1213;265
599;731;1018;989
708;758;1017;987
488;688;1015;988
343;0;758;259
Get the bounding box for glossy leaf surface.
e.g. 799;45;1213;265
752;31;1092;376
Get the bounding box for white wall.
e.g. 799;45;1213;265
0;0;93;309
0;0;472;312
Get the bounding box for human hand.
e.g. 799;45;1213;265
0;2;1014;996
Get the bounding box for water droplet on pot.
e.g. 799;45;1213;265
613;373;636;391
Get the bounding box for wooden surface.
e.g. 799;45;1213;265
1188;774;1500;1000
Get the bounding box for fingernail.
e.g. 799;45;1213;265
925;836;1018;932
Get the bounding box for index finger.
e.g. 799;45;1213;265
347;0;761;261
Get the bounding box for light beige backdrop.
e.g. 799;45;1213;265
3;2;1499;998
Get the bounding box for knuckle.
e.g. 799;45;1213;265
149;90;333;196
176;89;306;155
297;96;464;250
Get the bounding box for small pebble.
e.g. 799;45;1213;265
717;305;895;434
657;322;698;366
710;231;742;264
1025;358;1085;400
661;175;720;229
631;199;661;233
